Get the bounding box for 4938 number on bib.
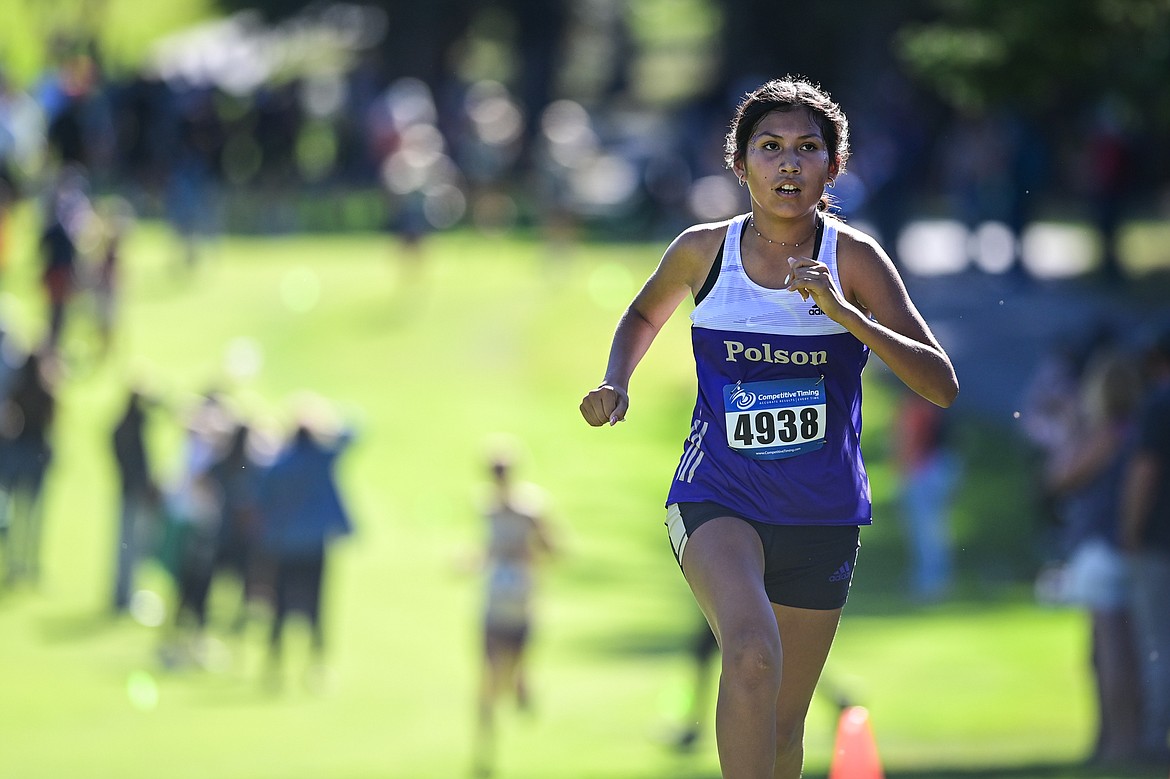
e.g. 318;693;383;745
723;377;827;460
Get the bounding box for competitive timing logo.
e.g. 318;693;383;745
730;383;757;410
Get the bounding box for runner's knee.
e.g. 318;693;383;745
720;626;782;691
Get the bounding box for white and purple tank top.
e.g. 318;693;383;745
665;213;872;526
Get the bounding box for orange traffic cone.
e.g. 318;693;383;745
828;705;885;779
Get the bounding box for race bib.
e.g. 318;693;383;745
723;377;827;460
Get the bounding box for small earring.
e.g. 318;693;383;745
738;178;745;187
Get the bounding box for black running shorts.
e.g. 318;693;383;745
666;501;861;610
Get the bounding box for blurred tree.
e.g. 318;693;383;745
711;0;933;103
896;0;1170;282
895;0;1170;129
213;0;567;144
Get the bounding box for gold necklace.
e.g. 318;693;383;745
749;216;817;248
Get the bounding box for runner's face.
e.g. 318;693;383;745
735;108;837;217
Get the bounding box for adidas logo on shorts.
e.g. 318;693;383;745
828;561;853;582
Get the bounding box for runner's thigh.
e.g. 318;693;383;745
680;516;772;641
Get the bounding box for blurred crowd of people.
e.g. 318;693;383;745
1;28;719;262
1027;322;1170;766
0;22;1152;287
3;371;359;689
112;388;355;688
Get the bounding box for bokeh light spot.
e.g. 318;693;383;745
224;336;263;380
129;589;166;628
126;670;160;711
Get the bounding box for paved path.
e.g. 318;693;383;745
884;218;1170;423
902;271;1156;424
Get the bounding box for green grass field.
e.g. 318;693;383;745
0;202;1158;779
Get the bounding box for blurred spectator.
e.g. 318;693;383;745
940;108;1014;229
938;106;1038;278
165;87;222;269
253;82;302;190
206;421;270;633
257;399;355;691
894;388;961;602
1084;99;1136;285
1021;324;1119;540
453;80;525;234
0;69;44;275
0;311;18;401
112;73;173;204
0;152;15;278
1004;115;1048;278
0;351;58;587
369;78;463;268
528;99;595;260
1045;349;1144;765
111;388;160;614
89;196;135;359
849;71;930;254
39;167;92;352
473;447;556;778
1122;327;1170;762
157;391;231;668
40;43;114;175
